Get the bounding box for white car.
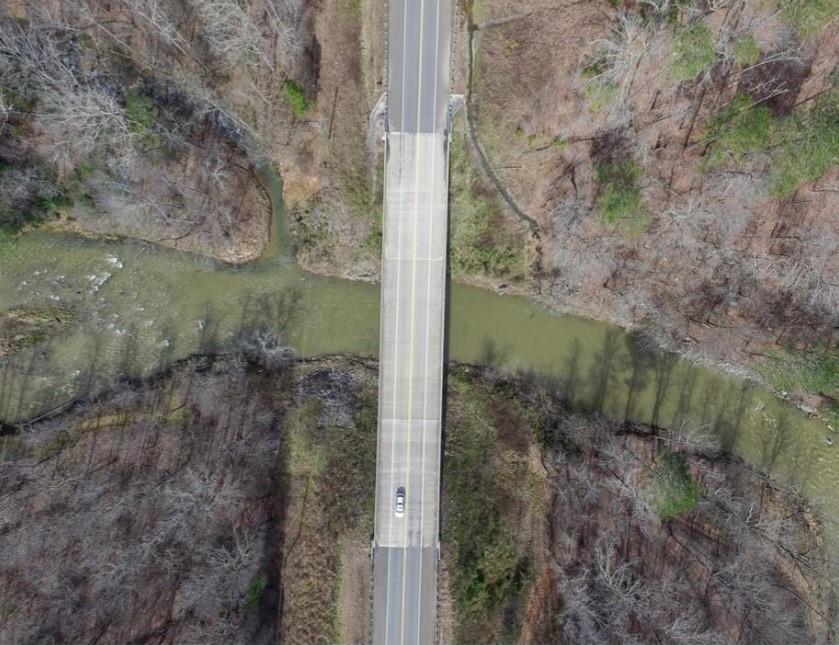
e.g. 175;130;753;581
395;487;405;518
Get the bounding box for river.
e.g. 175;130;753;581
1;190;838;611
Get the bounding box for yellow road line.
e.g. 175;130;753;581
400;0;427;641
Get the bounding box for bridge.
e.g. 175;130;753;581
372;0;453;643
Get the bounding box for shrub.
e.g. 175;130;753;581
282;79;309;117
457;528;518;616
595;158;646;226
704;89;839;194
242;573;267;613
669;22;716;81
0;161;68;232
640;0;691;23
124;91;157;135
586;79;619;112
704;92;773;167
733;34;761;66
444;375;533;639
648;451;700;520
449;129;530;280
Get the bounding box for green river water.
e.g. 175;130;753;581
1;191;838;608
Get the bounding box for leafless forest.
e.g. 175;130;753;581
1;356;832;644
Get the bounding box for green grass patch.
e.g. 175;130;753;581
124;92;158;135
582;53;619;111
595;158;647;229
756;345;839;398
33;430;75;460
704;92;773;167
449;125;531;281
280;381;376;643
339;0;363;17
733;33;761;66
337;162;384;254
586;78;619;112
320;394;377;534
822;401;839;431
282;80;310;117
0;229;17;258
778;0;839;38
288;401;329;478
367;205;382;253
702;89;839;195
669;22;716;82
770;90;839;197
648;451;700;520
124;91;161;149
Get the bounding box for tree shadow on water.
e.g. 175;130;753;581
234;288;302;344
588;329;622;415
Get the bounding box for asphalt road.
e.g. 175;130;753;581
386;0;451;134
372;1;453;644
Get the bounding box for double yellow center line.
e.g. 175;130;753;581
399;0;429;642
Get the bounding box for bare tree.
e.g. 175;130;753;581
187;0;272;73
237;328;294;371
0;89;9;129
586;13;653;122
0;19;133;174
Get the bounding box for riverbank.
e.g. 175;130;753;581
460;0;839;419
6;0;838;426
1;226;838;550
0;355;832;643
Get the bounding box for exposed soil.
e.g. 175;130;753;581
464;0;839;384
0;0;391;268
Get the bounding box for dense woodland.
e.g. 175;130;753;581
0;351;833;644
2;0;839;642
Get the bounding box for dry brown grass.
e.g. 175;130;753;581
441;365;833;644
278;359;376;645
464;0;839;377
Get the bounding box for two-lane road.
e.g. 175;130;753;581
372;0;453;644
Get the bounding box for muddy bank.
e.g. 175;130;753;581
461;0;839;404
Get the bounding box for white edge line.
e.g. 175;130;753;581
416;2;443;643
382;0;411;640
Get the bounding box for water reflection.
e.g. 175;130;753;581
1;228;838;607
